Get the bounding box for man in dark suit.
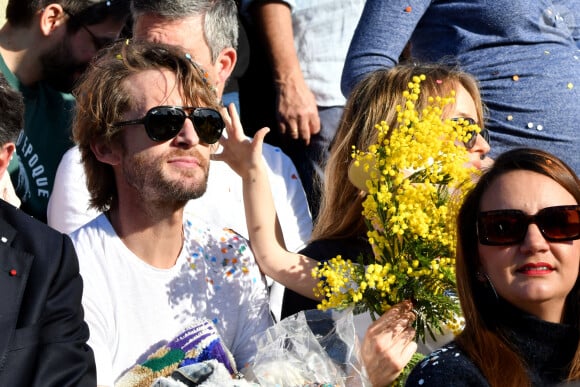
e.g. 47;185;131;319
0;73;95;385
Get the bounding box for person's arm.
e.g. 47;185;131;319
361;301;417;386
260;142;312;252
253;1;320;144
214;104;321;299
341;0;430;97
569;0;580;49
34;234;97;386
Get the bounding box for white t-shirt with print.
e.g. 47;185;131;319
70;214;273;386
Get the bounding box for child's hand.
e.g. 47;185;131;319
212;103;270;180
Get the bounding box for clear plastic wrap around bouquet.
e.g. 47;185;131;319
313;75;478;343
244;308;367;387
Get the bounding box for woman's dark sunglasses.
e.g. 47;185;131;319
113;106;225;144
477;205;580;246
451;118;490;149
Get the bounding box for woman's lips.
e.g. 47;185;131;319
516;262;554;275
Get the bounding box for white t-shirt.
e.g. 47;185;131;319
70;214;273;386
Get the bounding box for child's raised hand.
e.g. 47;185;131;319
212;103;270;180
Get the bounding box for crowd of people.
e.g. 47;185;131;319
0;0;578;386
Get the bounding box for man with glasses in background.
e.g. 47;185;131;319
0;0;129;222
69;40;272;386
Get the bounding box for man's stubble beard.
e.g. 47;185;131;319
123;149;210;206
39;33;87;93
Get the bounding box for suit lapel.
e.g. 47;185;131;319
0;218;34;372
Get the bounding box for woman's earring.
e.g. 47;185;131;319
476;271;499;300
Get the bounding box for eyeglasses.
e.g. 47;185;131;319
477;205;580;246
113;106;225;144
79;24;114;51
63;9;115;51
450;118;490;149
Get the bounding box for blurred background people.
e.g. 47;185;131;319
0;0;130;222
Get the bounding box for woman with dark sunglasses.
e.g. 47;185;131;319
405;147;580;386
217;62;493;386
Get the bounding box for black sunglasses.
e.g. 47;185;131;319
113;106;225;144
451;117;490;149
477;205;580;246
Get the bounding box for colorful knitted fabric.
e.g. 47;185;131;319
116;319;237;387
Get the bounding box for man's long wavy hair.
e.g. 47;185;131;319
456;147;580;386
72;40;220;212
312;62;485;242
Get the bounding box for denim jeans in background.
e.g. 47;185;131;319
282;106;343;220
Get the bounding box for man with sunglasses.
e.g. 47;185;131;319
69;40;272;386
48;0;313;322
0;0;130;222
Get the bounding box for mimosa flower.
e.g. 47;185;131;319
313;75;475;344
